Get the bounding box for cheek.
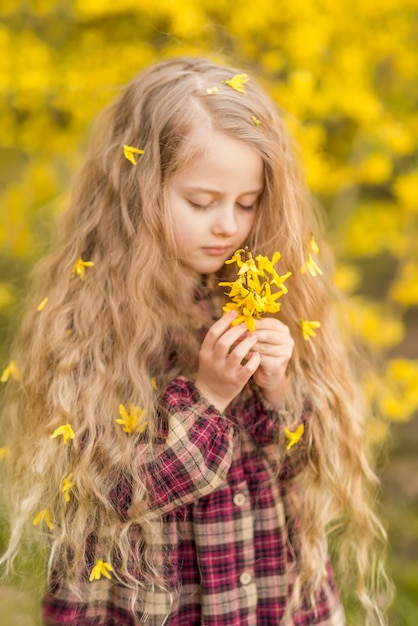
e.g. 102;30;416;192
172;222;196;253
242;212;257;238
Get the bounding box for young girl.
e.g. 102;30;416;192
0;57;389;625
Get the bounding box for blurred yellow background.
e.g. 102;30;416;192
0;0;417;623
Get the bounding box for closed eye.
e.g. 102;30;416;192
189;201;209;211
237;203;255;211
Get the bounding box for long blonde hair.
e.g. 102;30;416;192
0;57;389;622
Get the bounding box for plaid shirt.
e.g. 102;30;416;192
42;377;345;625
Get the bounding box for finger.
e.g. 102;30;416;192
242;351;261;375
252;342;292;357
213;325;254;358
254;328;293;345
253;335;294;355
227;333;258;363
202;311;239;347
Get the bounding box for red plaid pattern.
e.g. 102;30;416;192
42;377;344;625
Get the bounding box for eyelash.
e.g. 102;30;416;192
189;201;255;212
189;202;209;211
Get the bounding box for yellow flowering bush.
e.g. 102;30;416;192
0;0;416;431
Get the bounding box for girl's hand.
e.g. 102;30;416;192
195;311;261;413
252;318;294;409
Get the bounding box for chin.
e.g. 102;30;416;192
191;263;224;276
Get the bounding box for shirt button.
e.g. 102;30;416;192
239;572;253;585
233;492;246;507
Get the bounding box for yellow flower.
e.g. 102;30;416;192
0;446;11;461
116;403;147;434
50;424;75;445
89;558;113;582
73;258;94;280
251;115;261;126
123;144;144;165
33;509;54;530
225;248;246;266
300;235;322;276
221;249;291;332
284;424;305;450
222;73;249;94
62;472;75;503
301;319;321;341
151;377;158;390
300;253;323;277
37;297;49;311
1;360;21;383
206;86;219;94
309;234;319;255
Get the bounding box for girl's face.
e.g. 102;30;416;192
167;125;264;276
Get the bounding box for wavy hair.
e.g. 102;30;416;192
0;57;390;622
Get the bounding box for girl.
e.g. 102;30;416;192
0;57;389;625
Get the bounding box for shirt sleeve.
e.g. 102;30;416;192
235;381;312;484
234;380;283;445
111;377;235;522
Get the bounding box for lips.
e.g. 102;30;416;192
202;246;230;255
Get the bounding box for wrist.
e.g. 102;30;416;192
258;375;289;410
194;380;229;413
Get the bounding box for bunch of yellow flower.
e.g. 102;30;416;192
219;249;291;332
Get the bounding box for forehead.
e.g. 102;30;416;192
171;126;264;195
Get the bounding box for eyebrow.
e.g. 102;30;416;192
182;185;264;195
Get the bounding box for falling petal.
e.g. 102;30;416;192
284;423;305;449
73;258;94;280
310;234;319;255
33;509;54;530
123;145;144;165
116;403;147;434
222;74;249;94
206;86;219;94
62;472;75;503
50;424;75;445
0;446;11;461
37;297;49;312
300;319;321;341
1;360;20;383
300;253;323;276
89;558;113;582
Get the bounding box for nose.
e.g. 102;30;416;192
212;206;238;236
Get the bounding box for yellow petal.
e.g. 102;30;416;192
33;509;54;530
300;319;321;341
222;73;249;94
73;258;94;280
310;234;319;255
0;446;11;461
89;558;113;582
37;297;49;311
123;144;144;165
50;424;75;445
151;377;158;390
251;115;261;126
116;403;147;434
225;249;245;266
300;253;323;276
62;472;75;503
285;423;305;449
1;360;20;383
206;86;219;94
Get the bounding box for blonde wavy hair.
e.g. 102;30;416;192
0;57;390;622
